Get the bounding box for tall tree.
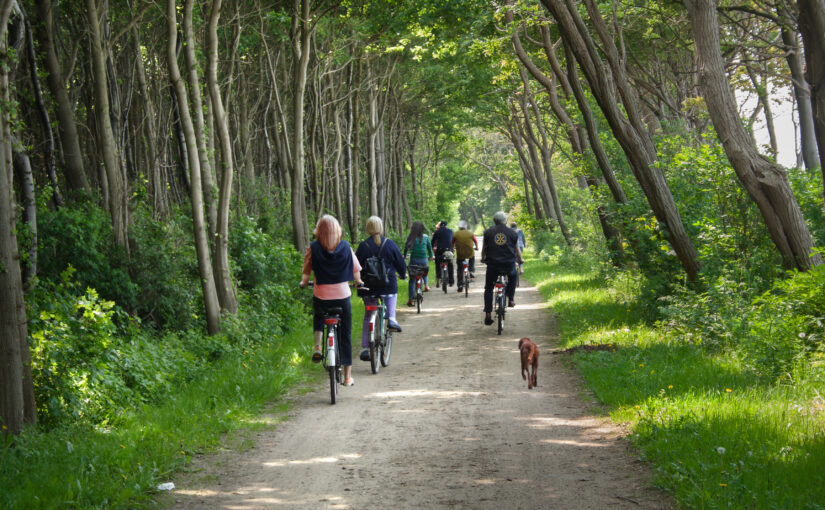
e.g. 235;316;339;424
167;0;222;334
685;0;822;270
0;0;36;436
796;0;825;197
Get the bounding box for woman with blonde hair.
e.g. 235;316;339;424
355;216;407;362
299;215;363;386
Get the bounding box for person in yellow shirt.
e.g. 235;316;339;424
452;220;478;292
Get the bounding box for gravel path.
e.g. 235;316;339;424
165;260;671;509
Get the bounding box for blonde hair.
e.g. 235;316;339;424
314;214;343;251
366;216;383;244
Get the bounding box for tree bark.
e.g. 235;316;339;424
34;0;90;193
686;0;822;270
167;0;222;334
86;0;128;247
0;0;36;435
779;25;819;171
797;0;825;200
206;0;238;314
289;0;312;253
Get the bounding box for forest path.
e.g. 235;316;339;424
166;261;670;509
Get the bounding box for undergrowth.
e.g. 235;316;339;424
524;248;825;509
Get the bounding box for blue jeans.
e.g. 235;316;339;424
408;258;428;301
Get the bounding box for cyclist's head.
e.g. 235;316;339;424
510;222;517;228
366;216;383;240
493;211;507;225
314;214;343;251
439;220;447;228
458;220;468;230
406;221;426;250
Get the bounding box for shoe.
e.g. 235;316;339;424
484;314;493;325
449;281;454;287
457;285;463;292
311;346;323;363
360;349;370;361
388;319;402;332
424;286;430;292
508;299;516;307
406;300;414;307
343;378;355;387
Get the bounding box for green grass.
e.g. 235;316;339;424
0;318;325;509
523;253;825;509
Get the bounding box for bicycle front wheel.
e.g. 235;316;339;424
381;328;392;367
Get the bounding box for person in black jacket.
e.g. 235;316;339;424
481;211;523;325
431;220;455;286
355;216;406;362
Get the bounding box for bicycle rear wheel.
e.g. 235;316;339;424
329;367;337;404
369;334;380;375
442;268;447;293
464;272;469;297
381;328;392;367
416;294;421;314
497;309;504;335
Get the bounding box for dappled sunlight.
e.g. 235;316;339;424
262;453;361;468
365;388;488;399
539;438;611;448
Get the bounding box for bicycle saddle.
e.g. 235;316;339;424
325;307;344;316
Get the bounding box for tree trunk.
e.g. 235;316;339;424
183;0;218;248
0;1;36;434
780;25;819;171
207;0;238;314
797;0;825;200
289;0;312;253
686;0;822;270
86;0;127;247
34;0;90;194
167;0;221;334
541;0;701;280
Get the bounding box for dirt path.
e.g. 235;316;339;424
166;261;670;509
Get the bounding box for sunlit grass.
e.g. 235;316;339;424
523;253;825;509
0;321;318;509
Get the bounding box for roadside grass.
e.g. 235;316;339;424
523;253;825;509
0;313;341;509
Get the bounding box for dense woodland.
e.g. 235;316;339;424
1;0;824;461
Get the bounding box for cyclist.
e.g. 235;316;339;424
510;221;527;274
403;220;434;306
452;220;477;292
355;216;406;362
431;220;455;288
481;211;523;326
299;215;363;387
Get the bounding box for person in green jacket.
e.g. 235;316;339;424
403;220;434;306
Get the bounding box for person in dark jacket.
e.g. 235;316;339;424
431;220;455;286
481;211;523;325
355;216;406;362
299;215;363;386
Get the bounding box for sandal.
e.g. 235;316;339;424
311;346;323;363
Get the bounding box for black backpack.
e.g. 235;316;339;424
362;238;390;289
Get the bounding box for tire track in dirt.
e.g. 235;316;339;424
165;258;671;509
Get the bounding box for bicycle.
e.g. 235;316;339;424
408;264;428;314
440;251;454;294
363;294;393;374
460;259;470;298
494;274;508;335
302;282;355;405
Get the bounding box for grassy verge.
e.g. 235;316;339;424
523;253;825;509
0;312;342;509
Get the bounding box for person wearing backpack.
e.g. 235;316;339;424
355;216;406;362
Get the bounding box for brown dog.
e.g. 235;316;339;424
519;337;539;389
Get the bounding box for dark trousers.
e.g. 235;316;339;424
484;261;517;312
456;256;475;287
313;296;352;366
434;248;454;284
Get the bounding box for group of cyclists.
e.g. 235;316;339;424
299;211;525;387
